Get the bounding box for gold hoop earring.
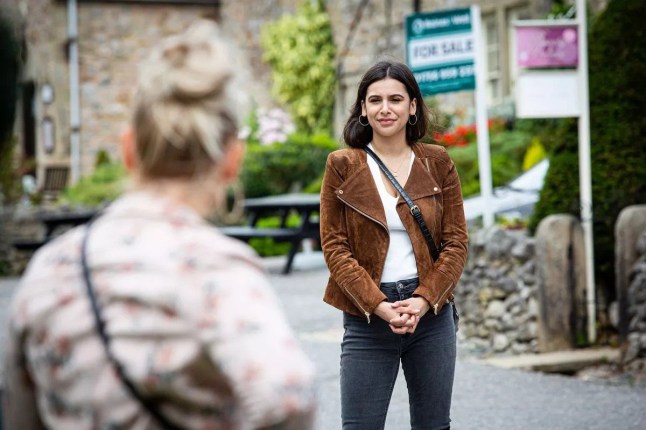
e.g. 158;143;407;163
359;116;370;127
408;114;418;126
212;181;245;224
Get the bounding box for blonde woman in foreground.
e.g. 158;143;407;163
2;20;315;430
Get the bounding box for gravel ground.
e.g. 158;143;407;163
268;256;646;430
2;254;646;429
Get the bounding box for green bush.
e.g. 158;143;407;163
529;0;646;298
446;129;533;198
0;137;20;204
241;133;338;198
528;119;579;232
59;162;126;207
248;214;301;257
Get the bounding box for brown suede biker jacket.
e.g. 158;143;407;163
320;142;469;322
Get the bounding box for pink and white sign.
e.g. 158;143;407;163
516;25;578;68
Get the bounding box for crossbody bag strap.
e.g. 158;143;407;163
364;146;441;262
80;218;180;430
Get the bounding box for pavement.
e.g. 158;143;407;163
2;252;646;429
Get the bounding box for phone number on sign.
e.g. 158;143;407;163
415;64;474;82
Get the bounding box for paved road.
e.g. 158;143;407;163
2;254;646;429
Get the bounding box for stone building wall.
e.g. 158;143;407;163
6;0;223;183
7;0;297;184
76;3;218;171
2;0;69;182
219;0;300;108
4;0;611;185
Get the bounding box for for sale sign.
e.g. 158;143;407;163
406;8;476;96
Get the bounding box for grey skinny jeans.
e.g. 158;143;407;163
340;278;456;430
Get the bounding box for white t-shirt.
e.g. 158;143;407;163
367;143;418;282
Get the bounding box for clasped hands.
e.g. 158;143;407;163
374;297;431;334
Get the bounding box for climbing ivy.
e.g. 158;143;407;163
260;1;336;134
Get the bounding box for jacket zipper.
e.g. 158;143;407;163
422;156;449;315
342;287;371;323
433;282;454;315
336;195;388;323
337;196;388;232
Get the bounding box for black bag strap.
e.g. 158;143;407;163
80;218;180;430
364;146;441;262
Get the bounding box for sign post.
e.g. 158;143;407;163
576;0;596;344
406;6;494;227
514;0;595;342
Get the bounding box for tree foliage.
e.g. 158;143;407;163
260;1;336;134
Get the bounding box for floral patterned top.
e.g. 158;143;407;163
3;191;316;430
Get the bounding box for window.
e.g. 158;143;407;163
78;0;220;5
42;117;55;155
482;14;501;105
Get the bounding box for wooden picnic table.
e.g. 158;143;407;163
220;193;321;274
11;210;97;251
12;194;322;275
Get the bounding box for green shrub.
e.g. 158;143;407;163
94;149;112;168
59;162;126;207
248;214;301;256
529;0;646;298
0;137;20;204
446;129;533;197
303;174;324;194
241;133;338;198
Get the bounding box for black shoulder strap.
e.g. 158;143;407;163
364;146;441;262
80;218;180;430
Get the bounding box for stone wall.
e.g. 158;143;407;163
624;230;646;372
455;226;539;356
0;205;44;275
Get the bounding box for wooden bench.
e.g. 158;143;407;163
222;194;321;274
220;221;320;275
11;239;48;252
221;226;306;242
11;210;96;254
10;194;322;275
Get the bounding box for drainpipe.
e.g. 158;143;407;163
67;0;81;184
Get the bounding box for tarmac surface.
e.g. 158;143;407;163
1;252;645;429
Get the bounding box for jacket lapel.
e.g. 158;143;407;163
400;144;442;203
335;144;442;225
336;154;388;227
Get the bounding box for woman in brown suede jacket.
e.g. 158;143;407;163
320;60;468;430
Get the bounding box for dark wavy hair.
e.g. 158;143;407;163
343;60;430;148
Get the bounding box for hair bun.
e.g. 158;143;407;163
133;19;249;177
140;20;234;104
